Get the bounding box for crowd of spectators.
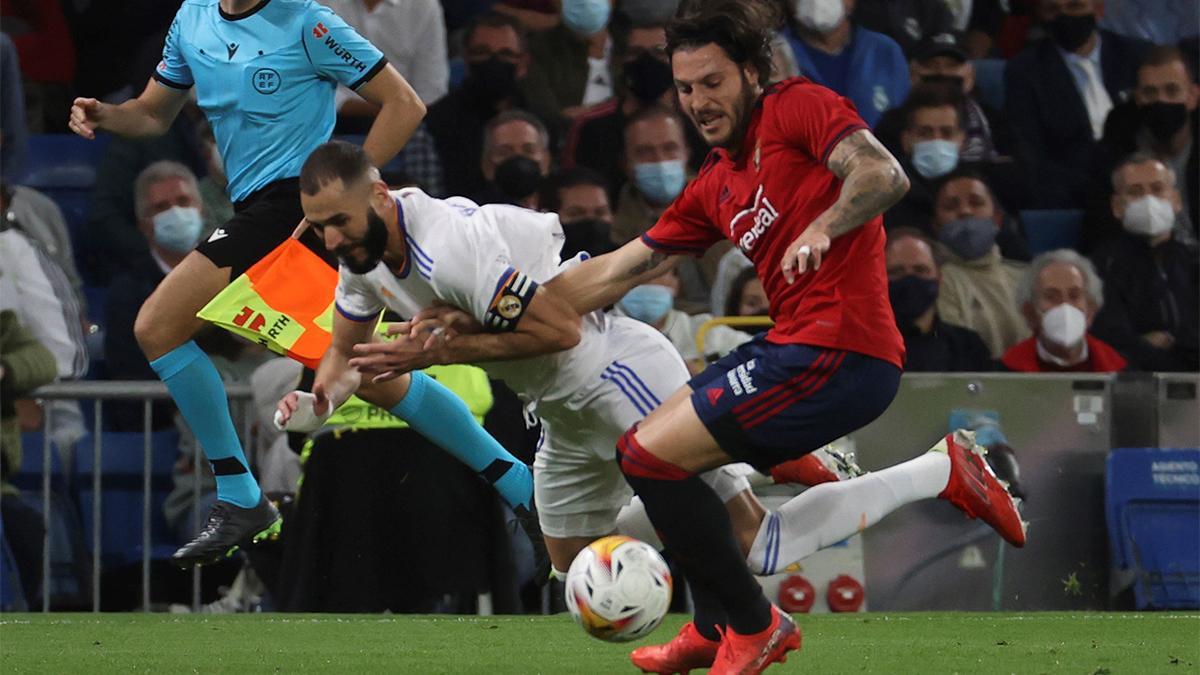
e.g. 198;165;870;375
1;0;1198;610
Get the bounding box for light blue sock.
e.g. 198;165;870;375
391;371;533;511
150;341;261;508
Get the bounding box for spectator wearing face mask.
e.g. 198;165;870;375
1004;0;1151;209
851;0;954;59
1089;155;1199;372
886;228;993;371
931;172;1032;359
876;32;1014;162
561;23;709;195
1101;46;1199;242
780;0;910;127
474;110;554;209
539;167;617;260
524;0;618;126
1002;249;1126;372
613;269;751;375
612;105;726;313
105;161;208;429
426;12;536;198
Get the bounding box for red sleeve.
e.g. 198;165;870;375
642;171;724;257
770;80;868;166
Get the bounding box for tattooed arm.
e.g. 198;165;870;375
544;238;679;315
780;129;910;282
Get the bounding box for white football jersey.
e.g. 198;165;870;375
335;188;611;403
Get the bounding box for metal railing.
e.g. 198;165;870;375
25;380;254;613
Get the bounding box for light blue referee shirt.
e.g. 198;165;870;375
154;0;386;203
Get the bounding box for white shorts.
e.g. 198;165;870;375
533;316;752;538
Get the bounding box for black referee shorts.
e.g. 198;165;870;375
195;178;335;279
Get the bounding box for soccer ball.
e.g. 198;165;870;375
564;535;673;642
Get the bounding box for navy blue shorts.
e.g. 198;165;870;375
688;337;901;471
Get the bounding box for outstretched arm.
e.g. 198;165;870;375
347;283;582;378
780;129;909;282
544;238;680;315
275;311;375;429
69;79;189;140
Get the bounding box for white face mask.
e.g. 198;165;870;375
793;0;845;34
1040;303;1087;349
1122;195;1175;238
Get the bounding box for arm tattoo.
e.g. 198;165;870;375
626;250;669;279
821;130;910;238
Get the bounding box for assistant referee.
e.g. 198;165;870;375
68;0;425;565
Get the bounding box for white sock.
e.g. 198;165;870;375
747;451;951;575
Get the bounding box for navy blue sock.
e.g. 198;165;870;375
390;371;533;511
617;428;771;635
150;341;261;508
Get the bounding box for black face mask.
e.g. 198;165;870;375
1140;101;1189;144
494;155;543;201
1048;13;1096;53
920;73;966;93
464;57;519;104
560;217;615;260
336;206;389;275
623;52;674;105
889;275;940;327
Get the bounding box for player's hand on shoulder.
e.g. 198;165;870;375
68;97;105;140
781;226;832;284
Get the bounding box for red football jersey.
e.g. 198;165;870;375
643;77;905;369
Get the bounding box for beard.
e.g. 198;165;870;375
699;71;760;151
336;206;389;275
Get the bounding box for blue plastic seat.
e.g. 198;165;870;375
1105;448;1200;609
972;59;1006;111
74;431;182;569
1019;209;1085;255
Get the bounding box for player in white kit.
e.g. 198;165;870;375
275;141;1016;579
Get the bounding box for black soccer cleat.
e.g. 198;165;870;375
513;501;551;585
171;495;282;568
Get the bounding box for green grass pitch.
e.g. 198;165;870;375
1;612;1196;673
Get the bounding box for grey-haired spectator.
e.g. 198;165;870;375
1089;154;1199;372
1001;249;1127;372
1101;45;1199;240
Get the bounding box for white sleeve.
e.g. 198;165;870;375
334;267;384;322
427;224;540;333
403;0;449;104
0;231;87;378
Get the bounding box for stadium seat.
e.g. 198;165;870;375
74;431;182;569
18;135;112;274
1018;209;1084;255
972;59;1006;111
1105;448;1200;610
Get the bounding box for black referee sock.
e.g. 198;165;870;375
617;431;772;636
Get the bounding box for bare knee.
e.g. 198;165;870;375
134;299;174;360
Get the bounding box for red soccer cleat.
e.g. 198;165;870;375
935;429;1028;547
630;622;720;674
709;605;802;675
769;454;840;486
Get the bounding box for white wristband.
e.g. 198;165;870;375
274;391;332;433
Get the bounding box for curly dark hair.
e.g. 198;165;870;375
666;0;781;87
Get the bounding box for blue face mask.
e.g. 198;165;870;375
633;159;686;206
152;205;204;253
562;0;610;35
910;139;960;179
619;284;674;324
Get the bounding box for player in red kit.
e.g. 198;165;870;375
543;0;1026;672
